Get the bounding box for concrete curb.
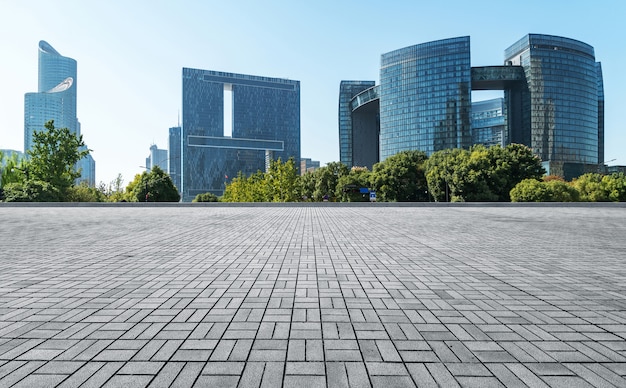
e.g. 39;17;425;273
1;201;626;208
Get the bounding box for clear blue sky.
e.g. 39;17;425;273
1;0;624;186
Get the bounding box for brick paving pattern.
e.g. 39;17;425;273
0;204;625;387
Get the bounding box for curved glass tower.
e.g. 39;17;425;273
505;34;600;165
379;36;472;160
24;40;78;151
24;40;95;185
339;81;376;168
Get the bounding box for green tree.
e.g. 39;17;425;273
27;120;89;196
103;173;128;202
510;178;580;202
1;151;27;189
424;148;460;202
266;157;301;202
65;182;107;202
572;173;608;202
449;146;495;202
3;180;61;202
545;180;580;202
426;144;545;202
425;148;469;202
336;166;371;202
128;166;180;202
371;150;429;202
510;179;551;202
222;171;268;202
313;162;350;201
193;192;219;202
486;144;546;201
602;173;626;202
299;170;316;201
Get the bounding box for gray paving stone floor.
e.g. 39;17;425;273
0;204;625;387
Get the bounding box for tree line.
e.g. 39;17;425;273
217;144;626;203
2;124;624;203
220;144;541;202
0;120;179;203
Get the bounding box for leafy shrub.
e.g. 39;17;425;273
510;179;550;202
193;192;219;202
3;181;61;202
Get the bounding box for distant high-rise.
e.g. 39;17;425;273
24;40;95;185
76;146;96;187
340;34;604;180
168;126;182;192
182;68;300;201
300;158;320;175
145;144;168;172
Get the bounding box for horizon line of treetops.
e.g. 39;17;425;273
2;124;624;203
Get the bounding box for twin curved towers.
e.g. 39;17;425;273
340;34;604;179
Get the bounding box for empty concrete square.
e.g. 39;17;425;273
1;204;625;387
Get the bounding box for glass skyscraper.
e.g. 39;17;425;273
504;34;601;166
379;37;472;160
168;126;182;193
25;41;78;151
340;34;604;180
596;62;604;165
182;68;300;201
24;40;95;185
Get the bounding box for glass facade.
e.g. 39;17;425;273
339;81;375;167
596;62;604;164
168;126;182;193
379;36;472;160
24;40;95;186
182;68;300;201
76;150;96;187
504;34;600;165
25;41;78;151
339;34;604;179
350;86;380;169
471;98;505;147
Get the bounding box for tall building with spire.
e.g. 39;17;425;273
24;40;95;186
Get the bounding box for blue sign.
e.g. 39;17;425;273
369;191;376;202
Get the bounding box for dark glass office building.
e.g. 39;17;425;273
339;81;379;169
182;68;300;201
340;34;604;180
